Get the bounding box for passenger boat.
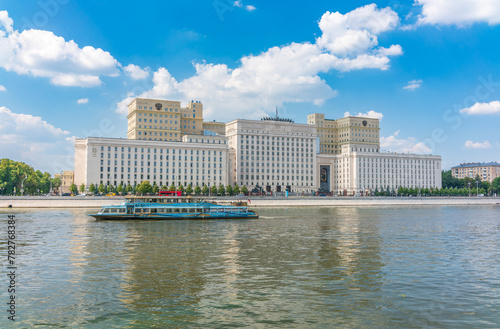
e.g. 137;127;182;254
89;201;258;220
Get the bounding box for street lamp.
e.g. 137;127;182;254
476;180;479;197
468;182;471;197
21;175;27;196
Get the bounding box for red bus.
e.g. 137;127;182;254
159;190;182;196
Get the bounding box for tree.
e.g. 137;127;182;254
169;183;176;191
79;183;85;194
202;185;209;195
218;184;225;196
126;183;133;194
233;184;240;195
194;185;201;195
492;177;500;194
116;183;123;195
152;182;160;195
52;177;62;191
137;181;153;195
70;183;78;195
89;183;96;194
241;185;249;195
186;184;193;195
226;184;233;196
98;183;105;194
442;170;460;188
211;185;217;195
108;185;115;194
178;184;185;195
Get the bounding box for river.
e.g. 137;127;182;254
1;206;499;328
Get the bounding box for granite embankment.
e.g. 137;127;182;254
1;196;499;208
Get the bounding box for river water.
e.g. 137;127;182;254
0;206;499;328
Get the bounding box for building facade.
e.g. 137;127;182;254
225;118;317;193
74;136;228;188
74;97;442;194
451;162;500;183
55;170;74;194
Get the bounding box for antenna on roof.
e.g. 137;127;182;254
276;106;278;118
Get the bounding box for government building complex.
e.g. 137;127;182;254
74;98;442;195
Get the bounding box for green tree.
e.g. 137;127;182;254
241;185;248;195
125;183;133;193
202;185;209;195
70;183;78;195
98;183;105;194
116;183;123;195
79;183;85;194
137;181;153;195
211;185;217;195
442;170;460;188
89;183;96;194
226;184;233;196
194;185;201;195
161;185;168;190
492;177;500;194
52;177;62;191
152;182;160;195
178;184;185;195
186;184;193;195
169;183;176;191
218;184;225;196
108;185;115;194
233;184;240;195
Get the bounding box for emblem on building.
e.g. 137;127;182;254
320;168;328;183
155;103;162;110
362;120;367;126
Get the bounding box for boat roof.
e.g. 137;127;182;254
102;202;246;209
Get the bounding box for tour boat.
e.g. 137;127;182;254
89;201;258;220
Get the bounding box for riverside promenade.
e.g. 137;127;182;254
1;196;499;208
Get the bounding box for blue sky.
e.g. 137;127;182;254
1;0;500;174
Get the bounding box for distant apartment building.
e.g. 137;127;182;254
55;170;74;194
451;162;500;183
203;121;226;136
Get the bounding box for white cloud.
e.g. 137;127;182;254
245;5;257;12
380;130;432;154
77;98;89;104
344;110;384;120
464;140;491;149
0;10;120;87
403;79;422;91
117;5;402;120
416;0;500;26
123;64;149;80
0;107;74;173
460;101;500;115
0;85;5;92
233;1;242;7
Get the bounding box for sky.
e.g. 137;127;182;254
0;0;499;174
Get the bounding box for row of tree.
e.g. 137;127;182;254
0;159;61;195
442;170;500;195
80;181;250;196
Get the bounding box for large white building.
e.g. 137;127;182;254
74;135;229;188
74;97;442;194
226;118;317;193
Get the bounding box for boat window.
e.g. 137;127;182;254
189;208;196;213
158;208;165;213
174;208;180;213
119;208;125;213
143;208;150;213
166;208;172;213
135;208;142;213
181;208;188;213
103;208;110;213
151;208;157;213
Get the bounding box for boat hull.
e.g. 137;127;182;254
90;213;258;220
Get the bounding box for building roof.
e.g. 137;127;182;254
451;162;500;169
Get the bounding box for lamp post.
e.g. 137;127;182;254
468;182;471;197
476;180;479;197
21;175;27;196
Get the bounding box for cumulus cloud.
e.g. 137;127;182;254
0;107;74;173
246;5;257;11
0;85;5;92
460;101;500;115
344;110;384;120
117;4;402;120
415;0;500;26
380;130;432;154
123;64;149;80
0;10;120;87
77;98;89;104
403;79;422;91
464;140;491;149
